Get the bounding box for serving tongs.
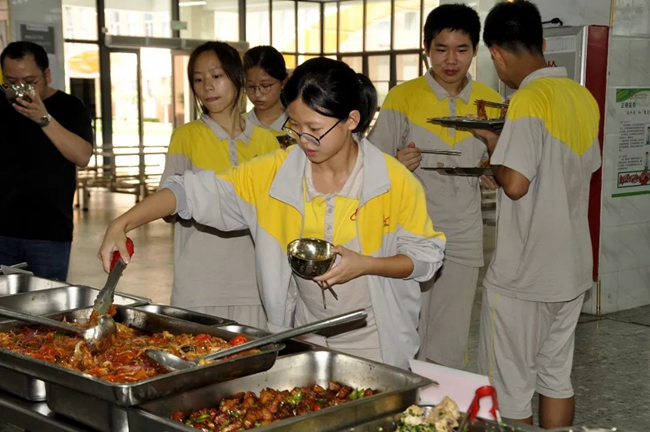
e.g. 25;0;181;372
147;309;368;372
420;149;462;156
0;240;133;352
457;385;504;432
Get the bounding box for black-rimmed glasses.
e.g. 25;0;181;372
281;118;343;147
245;81;278;95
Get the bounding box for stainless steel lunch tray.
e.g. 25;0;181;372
0;285;150;322
421;167;494;177
0;305;283;406
427;116;505;131
0;274;69;296
134;304;236;327
129;350;432;432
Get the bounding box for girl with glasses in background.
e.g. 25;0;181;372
243;46;291;148
157;41;279;328
99;58;445;369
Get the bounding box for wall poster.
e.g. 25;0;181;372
613;88;650;197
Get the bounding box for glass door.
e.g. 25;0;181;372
171;50;197;128
108;49;144;196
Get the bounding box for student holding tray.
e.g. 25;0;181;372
369;4;501;369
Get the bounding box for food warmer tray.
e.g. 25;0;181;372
128;350;432;432
0;285;150;322
133;304;236;327
0;274;69;296
0;390;89;432
0;305;283;407
44;324;313;432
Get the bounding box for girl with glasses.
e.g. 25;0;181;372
99;58;445;369
157;41;279;328
243;46;290;148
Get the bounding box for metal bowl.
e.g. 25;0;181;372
287;238;336;279
4;83;34;104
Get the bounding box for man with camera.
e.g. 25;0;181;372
0;41;93;281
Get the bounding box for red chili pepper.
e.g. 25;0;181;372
193;334;212;342
229;334;248;346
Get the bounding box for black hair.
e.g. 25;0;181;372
483;0;544;55
243;45;288;82
187;41;244;114
284;58;377;136
423;4;481;52
1;41;49;72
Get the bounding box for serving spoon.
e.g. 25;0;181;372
147;309;368;372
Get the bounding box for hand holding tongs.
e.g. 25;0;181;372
457;385;504;432
93;237;134;316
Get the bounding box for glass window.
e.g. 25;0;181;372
365;0;391;51
105;0;171;38
179;0;239;41
341;56;362;74
368;55;390;106
422;0;440;21
273;1;296;52
297;54;320;66
394;0;420;49
283;55;297;70
62;0;98;41
323;3;337;54
338;0;363;53
247;0;270;46
396;53;420;84
298;2;321;53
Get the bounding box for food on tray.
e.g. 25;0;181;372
478;158;490;168
398;397;460;432
171;381;378;431
0;311;257;383
476;100;488;120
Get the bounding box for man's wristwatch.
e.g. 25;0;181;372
38;113;52;127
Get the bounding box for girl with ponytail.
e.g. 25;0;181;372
100;57;445;369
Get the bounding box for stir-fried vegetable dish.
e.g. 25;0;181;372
0;307;257;383
171;381;377;431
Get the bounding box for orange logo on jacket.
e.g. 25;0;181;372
350;208;390;227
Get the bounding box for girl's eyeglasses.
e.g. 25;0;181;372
245;81;278;95
281;118;343;147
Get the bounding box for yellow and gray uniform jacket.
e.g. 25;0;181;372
369;72;501;266
246;108;289;142
484;67;601;302
160;115;279;309
161;138;446;369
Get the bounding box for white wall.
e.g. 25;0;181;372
8;0;65;90
599;0;650;313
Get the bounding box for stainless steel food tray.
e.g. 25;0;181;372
134;303;235;327
421;167;494;177
427;116;505;131
0;274;69;296
129;350;432;432
0;305;283;406
0;285;150;321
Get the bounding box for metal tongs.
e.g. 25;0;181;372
93;237;134;316
420;149;462;156
457;385;504;432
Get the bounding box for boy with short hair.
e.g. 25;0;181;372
368;4;501;368
473;1;601;427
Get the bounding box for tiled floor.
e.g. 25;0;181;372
67;190;650;431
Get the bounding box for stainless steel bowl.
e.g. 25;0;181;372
287;238;336;279
4;83;35;104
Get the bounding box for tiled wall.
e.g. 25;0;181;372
600;0;650;313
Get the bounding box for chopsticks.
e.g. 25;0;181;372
420;149;462;156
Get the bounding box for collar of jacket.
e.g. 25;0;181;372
268;136;391;213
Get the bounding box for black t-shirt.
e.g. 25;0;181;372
0;90;94;242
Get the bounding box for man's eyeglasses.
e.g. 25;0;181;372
281;118;343;147
246;81;278;95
